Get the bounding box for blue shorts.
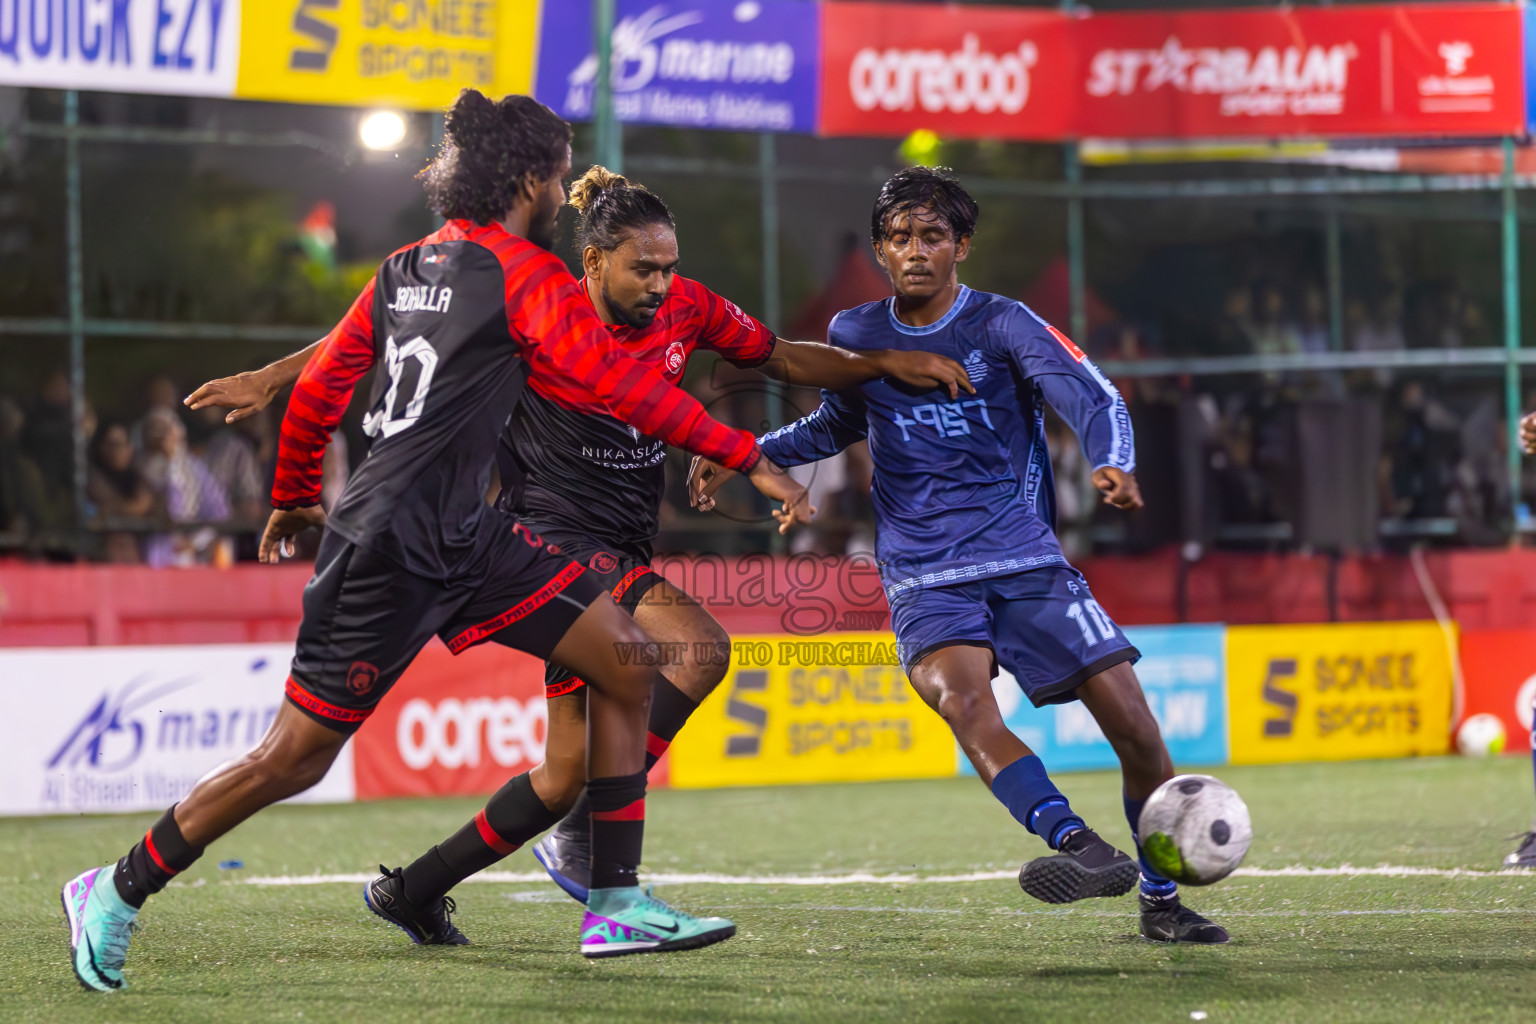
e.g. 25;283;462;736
890;566;1140;708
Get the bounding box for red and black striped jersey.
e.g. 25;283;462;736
272;220;761;580
497;275;775;553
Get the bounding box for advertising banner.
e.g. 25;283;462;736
667;633;959;788
1226;622;1454;765
535;0;819;133
960;624;1228;776
1074;4;1525;140
350;640;554;800
0;644;354;817
1457;629;1536;750
235;0;540;110
818;1;1075;141
0;0;240;96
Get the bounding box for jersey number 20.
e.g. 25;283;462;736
363;335;438;439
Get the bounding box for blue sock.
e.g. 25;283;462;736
1124;793;1178;900
991;755;1085;850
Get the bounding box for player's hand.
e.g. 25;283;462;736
877;350;975;400
1093;467;1143;511
1521;411;1536;455
747;457;815;535
185;369;280;424
688;456;736;511
258;506;326;564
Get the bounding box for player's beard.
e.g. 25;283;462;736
528;196;561;251
604;283;661;330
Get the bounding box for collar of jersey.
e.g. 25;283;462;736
885;285;971;335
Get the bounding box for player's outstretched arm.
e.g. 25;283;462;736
185;341;322;424
266;279;377;552
756;339;974;399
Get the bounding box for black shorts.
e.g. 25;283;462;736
286;523;603;734
538;535;663;700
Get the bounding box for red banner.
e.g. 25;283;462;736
817;2;1525;140
351;640;671;800
1458;629;1536;749
819;2;1076;140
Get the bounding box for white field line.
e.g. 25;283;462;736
235;864;1535;888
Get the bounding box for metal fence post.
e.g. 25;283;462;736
1503;135;1523;535
65;90;86;530
1064;142;1087;345
593;0;622;172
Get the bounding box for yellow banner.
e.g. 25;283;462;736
236;1;541;110
667;634;960;789
1226;622;1454;765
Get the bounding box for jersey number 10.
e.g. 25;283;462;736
363;335;438;439
1065;599;1117;646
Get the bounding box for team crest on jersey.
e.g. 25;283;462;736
346;661;380;696
963;349;990;385
590;551;619;574
665;340;687;375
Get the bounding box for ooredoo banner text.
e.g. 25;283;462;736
817;2;1526;140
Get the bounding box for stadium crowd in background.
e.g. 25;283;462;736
0;369;348;564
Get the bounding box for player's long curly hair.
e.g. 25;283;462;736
870;166;979;246
419;90;572;225
568;165;674;252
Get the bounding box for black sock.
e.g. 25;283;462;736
588;771;647;891
113;806;203;909
400;773;561;908
558;678;698;839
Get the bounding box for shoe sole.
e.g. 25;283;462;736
581;923;736;960
532;842;591;905
60;874;121;993
1019;855;1139;905
362;882;469;947
1141;927;1232;945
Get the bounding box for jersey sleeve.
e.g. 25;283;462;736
272;277;377;508
758;388;870;467
680;277;776;367
993;304;1135;473
502;250;761;473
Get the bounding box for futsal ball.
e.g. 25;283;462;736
1138;775;1253;886
1456;713;1507;757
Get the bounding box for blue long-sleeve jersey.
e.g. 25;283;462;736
759;286;1134;604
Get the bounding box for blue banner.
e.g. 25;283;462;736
1527;5;1536;132
534;0;819;133
959;625;1228;775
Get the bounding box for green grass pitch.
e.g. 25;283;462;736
4;756;1534;1023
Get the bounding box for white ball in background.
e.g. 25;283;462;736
1456;713;1507;757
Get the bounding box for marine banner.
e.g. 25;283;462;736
960;624;1229;776
235;0;540;110
0;644;354;817
666;633;959;788
1226;622;1455;765
0;0;241;96
535;0;820;133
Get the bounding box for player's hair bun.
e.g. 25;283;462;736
569;165;629;213
443;88;499;150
